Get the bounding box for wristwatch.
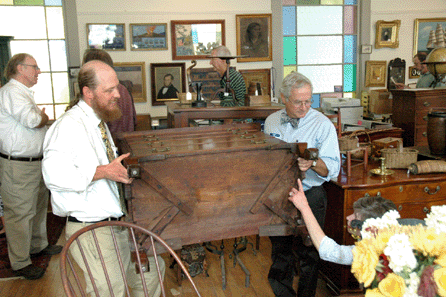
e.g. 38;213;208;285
311;160;317;167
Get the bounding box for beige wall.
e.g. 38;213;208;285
73;0;272;117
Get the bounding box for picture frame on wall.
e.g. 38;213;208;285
239;68;271;95
413;18;446;56
365;60;387;87
387;58;405;90
130;23;167;51
114;62;147;103
374;20;400;49
236;14;272;62
151;63;186;106
170;20;225;60
87;23;125;50
409;66;421;79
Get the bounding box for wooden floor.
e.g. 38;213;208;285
0;228;336;297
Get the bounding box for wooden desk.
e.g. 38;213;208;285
322;160;446;295
165;101;284;128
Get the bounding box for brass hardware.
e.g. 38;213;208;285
369;157;394;176
423;101;431;107
424;185;440;195
127;165;141;179
398;205;403;211
422;132;427;137
423;207;429;213
377;192;381;196
251;139;267;144
399;186;403;192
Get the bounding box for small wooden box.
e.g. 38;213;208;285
371;137;402;158
245;95;271;106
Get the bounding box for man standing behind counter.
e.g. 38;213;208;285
264;72;340;297
209;45;246;106
42;60;164;296
395;52;436;89
0;53;61;280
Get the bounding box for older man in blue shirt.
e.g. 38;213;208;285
264;72;340;297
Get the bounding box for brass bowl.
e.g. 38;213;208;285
369;168;394;176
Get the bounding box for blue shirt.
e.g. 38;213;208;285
264;108;340;191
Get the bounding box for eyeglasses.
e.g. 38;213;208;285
20;64;40;71
290;99;313;108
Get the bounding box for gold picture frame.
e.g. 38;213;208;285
365;61;387;87
413;18;446;56
239;68;271;95
375;20;400;49
409;66;421;79
114;62;147;103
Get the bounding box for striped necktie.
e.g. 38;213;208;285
98;121;128;215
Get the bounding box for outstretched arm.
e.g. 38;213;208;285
288;178;326;251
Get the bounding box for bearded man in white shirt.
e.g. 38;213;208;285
42;60;164;296
0;53;61;280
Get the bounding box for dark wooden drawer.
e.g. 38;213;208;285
415;96;446;109
415;125;428;146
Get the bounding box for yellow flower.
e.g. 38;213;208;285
374;229;394;254
434;267;446;297
352;239;379;287
365;288;386;296
436;253;446;267
410;226;444;257
378;273;405;297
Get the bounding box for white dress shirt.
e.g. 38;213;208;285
42;99;123;221
0;79;47;157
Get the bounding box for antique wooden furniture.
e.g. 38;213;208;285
165;101;283;128
60;221;202;297
391;88;446;147
117;123;306;250
321;157;446;296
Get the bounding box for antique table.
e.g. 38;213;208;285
165;101;284;128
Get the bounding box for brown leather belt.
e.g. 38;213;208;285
0;152;43;162
67;216;121;223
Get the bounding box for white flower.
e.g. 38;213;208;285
425;205;446;234
403;272;421;297
384;233;417;273
361;210;401;239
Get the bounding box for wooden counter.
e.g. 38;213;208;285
321;159;446;295
165;101;284;128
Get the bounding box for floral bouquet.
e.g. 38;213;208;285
351;205;446;297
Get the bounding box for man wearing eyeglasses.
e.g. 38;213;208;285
0;53;61;280
264;72;340;297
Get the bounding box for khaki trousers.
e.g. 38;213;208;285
66;221;165;297
0;158;49;270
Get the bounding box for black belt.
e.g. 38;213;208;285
67;216;121;223
0;152;43;162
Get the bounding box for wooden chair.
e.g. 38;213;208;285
323;107;342;137
60;220;202;297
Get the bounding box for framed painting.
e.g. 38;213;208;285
375;20;400;49
171;20;225;60
114;62;146;103
409;66;421;79
413;18;446;56
387;58;406;90
151;63;186;106
87;23;125;50
236;14;272;62
239;68;271;95
365;61;387;87
130;23;167;51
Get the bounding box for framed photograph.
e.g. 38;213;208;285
365;61;387;87
151;63;186;106
409;66;421;79
236;14;272;62
114;62;147;103
387;58;406;90
130;23;167;51
361;45;372;54
239;68;271;95
413;18;446;56
171;20;225;60
375;20;400;49
87;23;125;50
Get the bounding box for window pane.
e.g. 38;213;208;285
283;0;296;4
283;6;296;35
284;66;297;78
283;36;296;65
0;0;14;4
344;64;356;92
311;94;320;108
31;73;52;104
296;0;319;4
297;6;342;35
345;0;357;4
46;7;65;39
0;6;46;39
344;35;356;63
38;104;54;120
298;36;342;64
321;0;342;4
344;5;357;35
298;65;342;93
52;72;69;103
15;0;43;4
54;104;67;119
49;40;67;71
10;40;50;72
45;0;62;5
